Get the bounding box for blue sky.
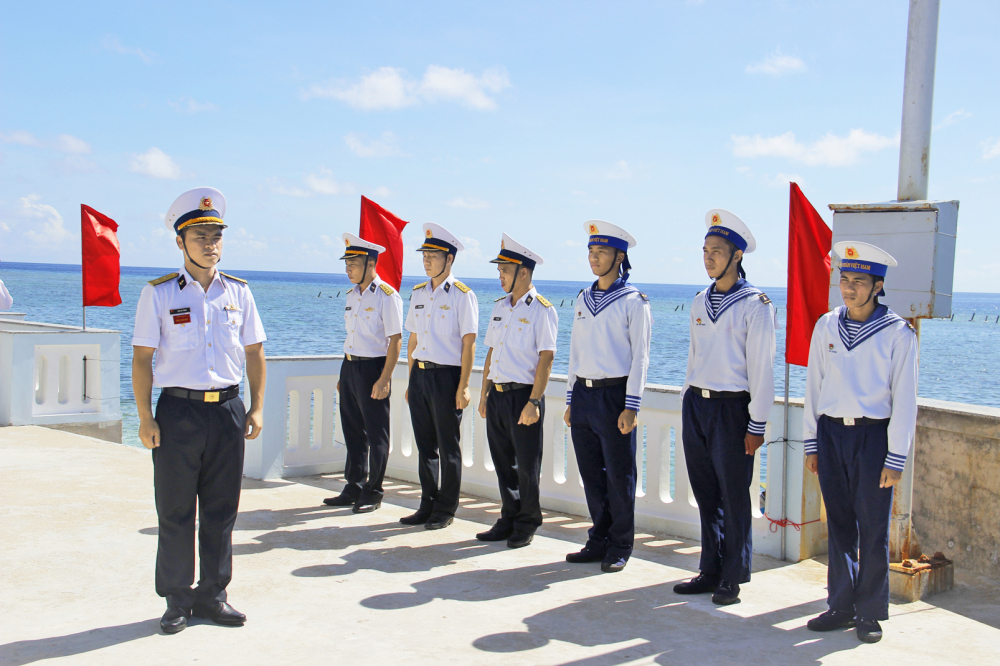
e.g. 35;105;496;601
2;0;998;290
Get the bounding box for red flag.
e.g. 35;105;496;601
786;183;832;366
81;205;122;307
358;196;408;291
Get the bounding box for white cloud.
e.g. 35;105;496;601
607;160;632;180
169;97;218;113
54;155;100;174
129;147;182;179
731;129;897;166
936;109;971;131
458;236;483;262
345;131;406;157
17;194;72;242
982;138;1000;160
304;65;511;111
0;131;41;147
54;134;91;153
746;50;807;76
371;186;393;198
102;36;155;63
0;131;91;154
766;172;805;188
446;197;490;209
305;168;356;195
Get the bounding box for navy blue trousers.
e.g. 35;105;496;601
817;415;894;621
570;381;636;560
682;389;754;584
486;387;545;532
339;356;391;504
407;365;464;517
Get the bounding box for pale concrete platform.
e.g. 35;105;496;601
2;426;998;665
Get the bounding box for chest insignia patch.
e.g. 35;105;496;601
365;307;375;312
346;307;352;311
169;308;190;315
439;305;451;310
173;313;191;325
518;317;530;324
493;316;502;321
415;304;424;309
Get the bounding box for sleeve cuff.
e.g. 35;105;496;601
625;394;641;412
747;419;766;436
131;337;160;348
566;388;573;405
804;438;818;455
884;453;908;471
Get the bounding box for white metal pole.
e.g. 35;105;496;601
781;362;790;560
897;0;941;202
82;306;86;331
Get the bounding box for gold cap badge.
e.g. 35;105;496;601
711;213;721;224
199;197;213;211
425;229;433;238
588;223;598;234
845;246;858;259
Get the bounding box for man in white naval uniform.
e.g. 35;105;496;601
563;220;652;574
401;223;479;530
0;274;12;310
132;187;267;634
477;234;558;549
322;233;403;514
803;241;918;644
674;209;775;605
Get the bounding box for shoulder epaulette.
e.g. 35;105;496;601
453;280;471;293
577;288;585;297
148;272;178;286
758;293;771;305
379;283;395;295
536;294;552;308
495;295;506;302
639;292;649;301
905;321;916;332
413;282;427;290
220;271;248;284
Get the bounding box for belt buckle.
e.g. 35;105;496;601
204;391;220;403
418;361;426;370
346;354;352;361
496;384;504;392
843;417;855;426
702;389;711;399
585;379;593;387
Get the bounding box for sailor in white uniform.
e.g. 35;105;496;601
0;275;12;310
401;223;479;530
803;241;918;644
476;234;558;549
322;233;403;513
132;187;267;634
674;209;775;605
563;220;652;573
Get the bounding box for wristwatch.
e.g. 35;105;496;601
528;398;541;409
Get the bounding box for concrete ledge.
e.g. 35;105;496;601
40;420;123;444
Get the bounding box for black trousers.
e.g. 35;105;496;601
486;387;544;532
817;416;894;621
682;388;754;585
407;364;464;517
570;381;636;560
339;356;391;503
152;391;246;609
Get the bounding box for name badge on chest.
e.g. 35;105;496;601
170;307;191;325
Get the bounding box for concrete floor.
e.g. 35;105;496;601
2;425;998;665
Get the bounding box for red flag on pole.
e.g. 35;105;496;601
81;205;122;307
786;183;832;366
358;196;408;291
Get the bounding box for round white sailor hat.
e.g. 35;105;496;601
341;232;385;260
490;233;544;269
833;241;897;278
165;187;227;234
417;222;465;254
704;209;756;254
584;220;636;251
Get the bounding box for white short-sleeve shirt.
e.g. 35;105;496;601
484;287;559;384
404;274;478;366
344;275;404;357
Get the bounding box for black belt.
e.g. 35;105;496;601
576;376;627;389
163;385;240;403
345;354;386;362
493;382;532;393
415;360;459;370
825;416;890;426
690;386;750;399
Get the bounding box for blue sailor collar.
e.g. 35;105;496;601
583;276;637;316
837;304;903;350
704;278;762;323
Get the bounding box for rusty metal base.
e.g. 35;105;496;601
889;553;954;602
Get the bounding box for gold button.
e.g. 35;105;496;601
208;343;212;347
210;366;214;371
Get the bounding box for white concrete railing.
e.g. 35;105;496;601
0;318;122;441
245;356;824;562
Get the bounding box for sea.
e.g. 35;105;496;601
3;262;999;450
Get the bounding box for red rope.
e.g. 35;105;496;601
764;512;821;533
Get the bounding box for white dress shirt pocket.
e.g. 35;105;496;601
165;322;199;351
431;306;457;336
219;310;244;348
508;320;536;350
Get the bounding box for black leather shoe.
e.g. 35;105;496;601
477;524;514;541
601;556;628;573
424;513;454;530
160;606;189;634
192;601;246;626
673;573;720;595
807;610;856;632
856;619;883;643
352;501;381;514
507;531;534;548
711;581;741;605
399;508;433;525
323;493;358;507
566;547;606;564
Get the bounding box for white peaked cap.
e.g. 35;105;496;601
833;241;898;278
341;232;386;259
165;187;227;232
704;209;756;254
418;222;465;253
491;232;545;267
584;220;637;249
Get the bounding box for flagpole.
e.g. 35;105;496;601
82;306;87;331
781;360;790;560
